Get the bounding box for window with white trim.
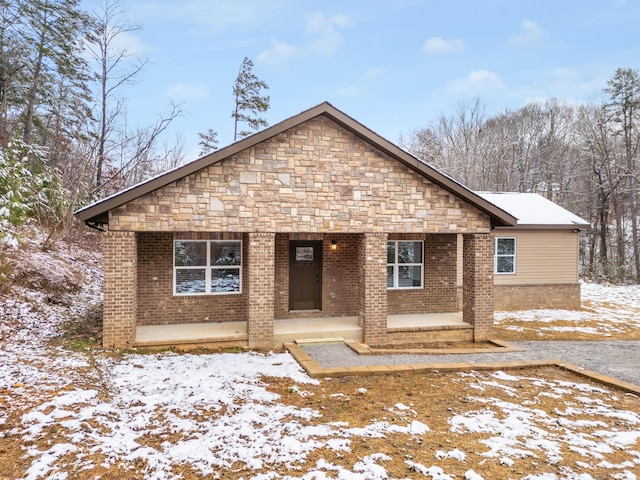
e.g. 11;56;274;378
494;237;516;274
174;240;242;295
387;240;423;289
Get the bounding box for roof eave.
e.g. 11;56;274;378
494;223;591;230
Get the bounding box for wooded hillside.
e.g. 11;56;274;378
0;1;638;283
402;69;640;282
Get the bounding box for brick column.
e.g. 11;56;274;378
247;232;276;347
462;233;494;341
359;232;388;346
103;230;137;349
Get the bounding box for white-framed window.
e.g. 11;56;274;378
174;240;242;295
387;240;423;289
495;237;516;274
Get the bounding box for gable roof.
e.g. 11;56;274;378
75;102;517;227
476;192;590;229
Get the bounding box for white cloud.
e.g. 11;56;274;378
334;68;385;97
135;0;282;30
364;67;385;79
445;70;505;95
507;19;544;47
257;12;350;69
553;68;579;80
336;85;361;97
165;83;209;99
306;13;350;57
422;36;464;55
257;39;298;69
109;30;149;57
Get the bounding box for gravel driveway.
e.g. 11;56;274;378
302;340;640;387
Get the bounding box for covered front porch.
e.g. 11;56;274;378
99;229;495;349
133;313;472;349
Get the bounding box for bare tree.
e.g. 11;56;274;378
85;0;147;191
84;1;184;197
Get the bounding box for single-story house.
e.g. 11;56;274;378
77;102;524;350
474;192;590;310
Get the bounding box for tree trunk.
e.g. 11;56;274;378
22;34;45;145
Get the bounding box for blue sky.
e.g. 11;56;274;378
82;0;640;159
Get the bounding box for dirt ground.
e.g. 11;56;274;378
1;353;639;479
2;232;640;478
494;297;640;342
2;304;640;478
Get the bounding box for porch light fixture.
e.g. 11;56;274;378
330;240;337;250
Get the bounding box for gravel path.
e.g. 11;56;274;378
302;340;640;387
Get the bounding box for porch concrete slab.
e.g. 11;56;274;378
135;321;248;344
387;312;465;328
274;316;361;344
135;313;469;348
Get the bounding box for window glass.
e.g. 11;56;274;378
295;246;314;262
387;266;394;287
398;241;422;263
174;241;206;266
175;269;206;293
387;242;395;264
496;238;515;255
211;268;241;293
386;240;423;289
174;240;242;295
495;237;516;274
496;256;515;274
211;241;241;265
398;265;422;287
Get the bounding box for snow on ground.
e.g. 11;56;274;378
495;282;640;337
2;243;640;480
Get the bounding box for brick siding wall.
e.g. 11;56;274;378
136;232;248;326
359;233;388;345
495;283;581;310
462;233;494;341
387;233;458;314
274;233;360;319
103;231;137;349
247;232;276;347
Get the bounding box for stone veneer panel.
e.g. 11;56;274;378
103;231;137;349
108;116;491;234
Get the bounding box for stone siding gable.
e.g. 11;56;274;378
109;116;490;233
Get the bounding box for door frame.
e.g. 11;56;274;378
288;240;323;311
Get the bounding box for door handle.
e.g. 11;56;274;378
315;274;320;283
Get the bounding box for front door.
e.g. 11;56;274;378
289;241;322;310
